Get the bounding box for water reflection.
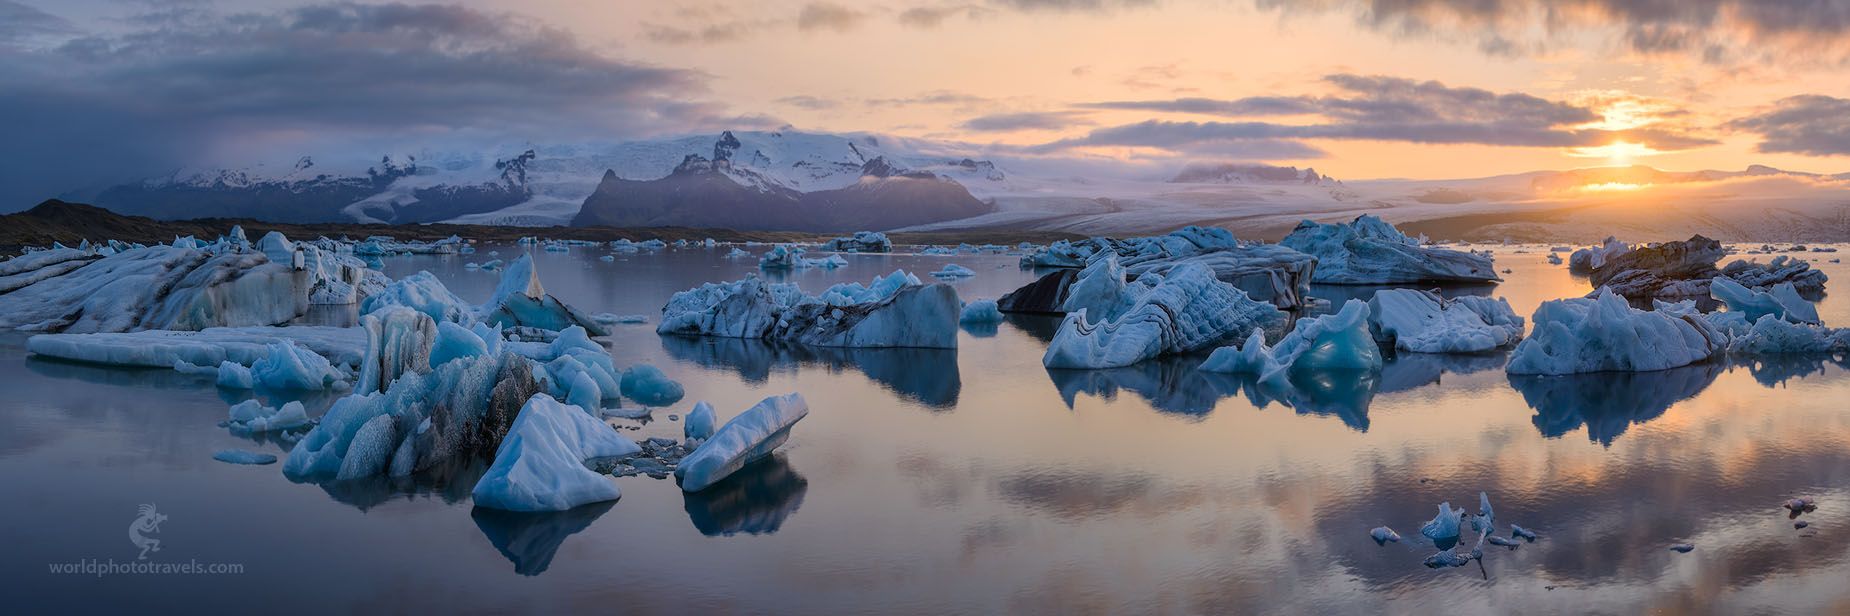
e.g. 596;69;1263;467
1737;355;1848;388
1508;362;1724;445
682;454;808;537
659;336;961;409
472;501;615;576
1044;355;1446;431
292;461;486;511
1045;356;1242;416
1307;282;1496;309
1377;351;1505;393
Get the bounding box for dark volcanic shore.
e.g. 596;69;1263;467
0;200;1086;255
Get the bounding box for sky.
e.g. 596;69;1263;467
6;0;1850;207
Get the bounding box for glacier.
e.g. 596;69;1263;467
657;270;961;348
1279;215;1499;284
675;393;808;493
1506;289;1726;375
1367;289;1524;353
1043;261;1283;369
471;394;641;512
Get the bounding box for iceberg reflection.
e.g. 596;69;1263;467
1508;362;1723;445
659;336;961;409
471;501;614;576
1044;355;1383;430
682;454;808;537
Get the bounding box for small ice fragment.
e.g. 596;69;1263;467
1370;526;1401;545
213;450;277;465
1511;524;1538;542
217;361;254;389
1795;520;1810;529
1423;549;1473;568
1486;536;1521;548
685;401;716;441
1472;491;1496;534
1420;501;1465;542
619;364;685;406
959;299;1003;324
1669;543;1695;553
931;264;976;278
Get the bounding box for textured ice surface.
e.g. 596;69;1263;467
216;361;254;389
1367;289;1524;353
685;401;716;442
1043;262;1282;369
431;321;491;367
0;245;309;333
931;264;976;278
821;232;892;253
472;394;641;512
676;393;808;492
1507;289;1726;374
1202;299;1381;384
1370;526;1402;544
1420;501;1465;542
228;400;311;432
27;326;364;371
1280;215;1498;284
482;255;609;335
1569;236;1631;274
1710;278;1819;324
250;339;345;389
362;271;475;323
959;299;1002;324
357;306;437;394
619;364;685;406
213;450;278;465
659;271;960;348
1015;226;1317;310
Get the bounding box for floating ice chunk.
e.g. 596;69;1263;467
1547;253;1563;265
599;255;615;262
228;400;311;432
1201;300;1380;385
217;361;254;389
250;339;344;390
0;245;309;333
1669;543;1695;553
685;401;716;442
1710;278;1819;324
431;321;490;367
1723;314;1850;355
659;271;960;348
676;393;808;492
471;394;641;512
1472;491;1496;535
1368;289;1524;353
724;247;750;259
1044;262;1282;369
213;450;277;465
591;313;648;325
1423;549;1473;568
1486;536;1521;548
758;245;804;270
482;255;608;335
1570;237;1631;273
1370;526;1402;545
619;364;685;406
1511;524;1538;542
959;299;1002;324
802;254;848;269
1281;215;1499;284
28;326;364;371
822;232;892;253
361;271;475;323
1420;501;1466;543
1785;497;1817;515
931;264;976;278
1506;289;1725;375
357;306;436;394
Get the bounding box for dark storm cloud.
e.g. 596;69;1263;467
958;110;1094;131
1044;74;1713;152
1728;95;1850;156
1256;0;1850;61
0;2;719;209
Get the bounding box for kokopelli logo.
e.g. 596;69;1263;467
128;504;166;560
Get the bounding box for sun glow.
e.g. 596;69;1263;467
1569;141;1658;165
1578;182;1653;192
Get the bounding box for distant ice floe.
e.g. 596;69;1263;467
1043;259;1282;369
1280;215;1499;284
1011;225;1316;310
821;231;892;253
1585;235;1828;299
658;270;960;348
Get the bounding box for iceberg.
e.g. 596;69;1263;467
1370;526;1402;545
216;361;254;389
658;271;960;348
1043;261;1283;369
676;393;808;493
821;232;892;253
357;306;437;394
471;394;642;512
0;245;310;333
27;325;365;372
619;364;685;406
931;264;976;278
959;299;1002;324
1507;289;1726;375
757;245;804;270
1710;278;1819;324
1724;315;1850;355
213;450;278;465
249;339;345;390
1280;215;1498;284
228;399;311;432
1367;289;1524;353
482;255;608;336
1010;226;1318;310
361;271;475;323
1570;236;1632;274
1720;256;1827;294
1201;299;1381;383
684;401;716;442
1420;501;1466;543
1586;235;1725;298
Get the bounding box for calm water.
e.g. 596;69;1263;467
4;244;1850;614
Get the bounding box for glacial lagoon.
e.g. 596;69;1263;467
4;245;1849;614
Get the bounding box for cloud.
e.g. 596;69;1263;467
1046;74;1714;152
796;2;867;32
643;20;767;45
992;0;1159;12
867;90;992;106
897;4;992;28
0;0;75;44
1728;95;1850;156
0;2;721;209
1255;0;1850;62
776;95;841;110
958;110;1093;132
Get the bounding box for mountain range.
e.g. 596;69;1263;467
59;129;1850;242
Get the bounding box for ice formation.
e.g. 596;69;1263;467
676;393;808;492
481;255;609;336
1043;261;1283;369
470;394;642;512
821;232;893;253
658;270;960;348
27;326;364;371
1200;299;1381;383
217;361;255;389
247;339;345;389
619;364;685;406
1721;256;1827;294
213;450;278;465
0;245;310;333
1722;315;1850;355
228;400;311;432
361;271;475;323
685;401;716;442
757;245;804;270
1506;289;1726;375
1279;215;1498;284
1370;527;1402;544
959;299;1002;324
357;306;437;394
1585;235;1726;298
1709;278;1819;324
1569;236;1631;274
1010;226;1317;310
1367;289;1524;353
931;264;976;278
1419;501;1465;543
